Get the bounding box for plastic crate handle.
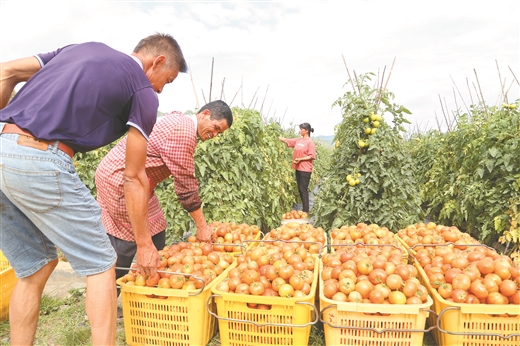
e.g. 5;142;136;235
115;266;207;296
437;306;520;340
206;294;319;328
319;304;438;334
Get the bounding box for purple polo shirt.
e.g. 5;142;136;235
0;42;158;153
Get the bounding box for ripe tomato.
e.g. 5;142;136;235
368;268;388;285
355;280;374;299
357;259;373;275
401;280;418;298
338;278;356;295
452;274;471;291
451;289;468;303
388;291;407;304
487;292;508;305
369;289;385;304
469;280;488;299
499;280;518;297
249;282;266;296
386;274;403;290
278;283;295;298
438;283;453;300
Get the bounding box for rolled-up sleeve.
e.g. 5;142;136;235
159;124;202;212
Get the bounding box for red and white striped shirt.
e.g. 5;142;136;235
95;111;201;241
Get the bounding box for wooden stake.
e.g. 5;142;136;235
341;54;358;95
229;85;242;108
434;112;442;132
438;95;451;131
450;75;470;115
201;88;207;105
260;84;270;115
466;78;475;105
509;65;520;86
209;57;214;102
220;77;226;101
473;69;489;117
496;60;506;103
248;87;260;109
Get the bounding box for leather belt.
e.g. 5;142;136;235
1;123;75;158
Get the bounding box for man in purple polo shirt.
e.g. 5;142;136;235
0;33;186;345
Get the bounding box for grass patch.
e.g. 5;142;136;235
0;288;126;346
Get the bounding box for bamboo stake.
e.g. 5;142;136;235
188;62;200;109
376;65;387;108
449;75;470;115
260;84;270;115
229;85;242;108
220;77;226;101
466;78;475;105
341;54;358;95
352;70;362;96
248;87;260;109
473;69;488;117
439;95;451;131
201;88;207;105
265;99;274;120
496;60;506;103
382;57;396;94
509;65;520;86
434;112;442;132
209;57;214;102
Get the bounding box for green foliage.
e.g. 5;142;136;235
413;101;520;246
313;73;423;232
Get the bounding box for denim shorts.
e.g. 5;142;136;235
0;124;116;278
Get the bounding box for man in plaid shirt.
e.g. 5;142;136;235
95;100;233;283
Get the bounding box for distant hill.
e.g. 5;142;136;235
315;135;334;145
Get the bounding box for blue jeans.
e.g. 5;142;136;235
0;123;116;278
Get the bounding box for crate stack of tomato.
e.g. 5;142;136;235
118;241;235;295
281;210;309;220
208;221;261;253
215;240;318;304
398;222;520;305
262;222;327;255
323;223;429;305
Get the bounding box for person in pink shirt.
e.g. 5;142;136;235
279;123;317;213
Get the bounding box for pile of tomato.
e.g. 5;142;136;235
199;221;261;253
282;210;308;220
321;243;428;306
330;222;403;247
213;241;317;310
263;222;327;254
415;243;520;305
118;241;235;297
397;222;479;249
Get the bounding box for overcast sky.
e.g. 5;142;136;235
1;0;519;136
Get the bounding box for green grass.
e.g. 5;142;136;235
0;289;437;346
0;288;126;346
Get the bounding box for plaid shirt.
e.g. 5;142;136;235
95;111;201;241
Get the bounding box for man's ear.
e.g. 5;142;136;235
153;55;166;68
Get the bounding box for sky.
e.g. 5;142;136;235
1;0;519;136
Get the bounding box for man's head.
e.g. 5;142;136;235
196;100;233;141
134;33;187;94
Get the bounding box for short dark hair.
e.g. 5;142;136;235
199;100;233;128
300;123;314;135
133;33;188;73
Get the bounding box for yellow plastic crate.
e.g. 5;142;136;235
0;251;18;322
415;262;520;345
116;265;233;346
319;263;433;346
210;260;319;346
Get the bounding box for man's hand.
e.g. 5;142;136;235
196;224;213;243
135;244;160;276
